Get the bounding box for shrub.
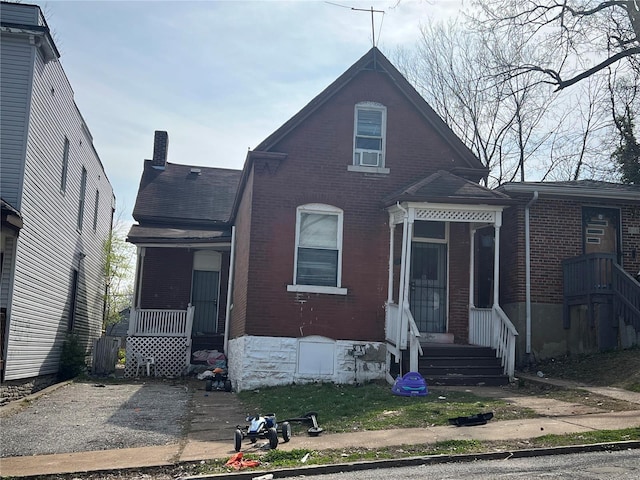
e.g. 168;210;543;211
58;334;86;380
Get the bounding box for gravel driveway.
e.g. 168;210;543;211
1;381;190;457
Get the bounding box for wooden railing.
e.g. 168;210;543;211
563;253;616;297
469;306;518;380
128;305;195;337
469;307;493;346
385;301;422;370
612;263;640;334
494;305;518;380
385;302;400;349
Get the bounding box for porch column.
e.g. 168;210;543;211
493;214;502;307
469;227;476;309
397;210;409;348
387;218;395;304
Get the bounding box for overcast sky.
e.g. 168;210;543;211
42;0;464;225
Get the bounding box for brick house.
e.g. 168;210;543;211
127;48;518;389
497;181;640;365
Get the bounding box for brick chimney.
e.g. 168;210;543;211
152;130;168;169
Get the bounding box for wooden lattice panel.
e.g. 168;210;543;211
414;208;495;223
125;336;189;378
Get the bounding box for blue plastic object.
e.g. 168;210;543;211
391;371;428;397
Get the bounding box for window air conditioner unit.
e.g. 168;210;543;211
357;150;381;167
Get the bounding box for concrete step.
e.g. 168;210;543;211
424;374;510;387
419;356;501;367
421;365;505;376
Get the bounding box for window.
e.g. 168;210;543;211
287;204;347;295
353;103;386;168
68;269;79;332
92;189;99;231
60;137;69;192
77;167;87;231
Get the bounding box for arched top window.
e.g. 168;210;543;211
287;204;347;295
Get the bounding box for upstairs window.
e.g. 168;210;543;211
77;167;87;231
92;189;99;231
288;204;347;295
353;103;386;168
60;137;69;192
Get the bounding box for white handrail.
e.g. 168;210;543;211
493;305;518;380
469;306;518;380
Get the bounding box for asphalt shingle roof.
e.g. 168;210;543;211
132;161;242;225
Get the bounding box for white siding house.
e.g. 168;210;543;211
0;2;115;402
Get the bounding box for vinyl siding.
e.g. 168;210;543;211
3;29;114;380
1;235;17;309
0;2;39;24
0;35;33;208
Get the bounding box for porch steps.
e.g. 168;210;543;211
417;344;509;387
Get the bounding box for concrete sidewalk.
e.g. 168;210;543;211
2;378;640;478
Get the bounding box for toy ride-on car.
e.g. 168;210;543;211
234;413;291;451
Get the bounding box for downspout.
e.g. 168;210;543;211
223;226;236;355
525;191;538;355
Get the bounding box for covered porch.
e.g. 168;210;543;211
382;171;517;383
125;225;235;377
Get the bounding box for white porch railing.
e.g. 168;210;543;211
128;305;195;337
469;306;518;379
385;301;422;371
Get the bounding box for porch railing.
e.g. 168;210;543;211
612;263;640;334
469;306;518;379
128;305;195;337
384;301;422;369
563;253;616;297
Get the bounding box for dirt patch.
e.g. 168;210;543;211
531;348;640;391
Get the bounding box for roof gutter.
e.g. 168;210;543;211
500;183;640;203
525;191;538;355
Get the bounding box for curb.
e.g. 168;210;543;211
180;440;640;479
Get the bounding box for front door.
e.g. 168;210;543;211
410;242;447;334
583;207;620;260
191;270;220;335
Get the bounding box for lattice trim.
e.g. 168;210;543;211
125;336;189;378
414;209;495;223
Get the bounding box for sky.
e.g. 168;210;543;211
40;0;465;227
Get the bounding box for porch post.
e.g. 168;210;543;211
469;227;476;309
397;209;409;348
387;217;395;304
493;213;502;308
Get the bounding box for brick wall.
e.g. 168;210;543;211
236;69;477;343
500;197;640;307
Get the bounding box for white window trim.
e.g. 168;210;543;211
288;203;347;295
353;102;387;169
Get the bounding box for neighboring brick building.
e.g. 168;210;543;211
498;181;640;365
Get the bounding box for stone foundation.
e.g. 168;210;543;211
0;374;59;405
227;335;386;392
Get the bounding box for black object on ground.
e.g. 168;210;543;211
448;412;494;427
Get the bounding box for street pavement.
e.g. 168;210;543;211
1;374;639;478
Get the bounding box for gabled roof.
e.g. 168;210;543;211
132;161;242;226
383;170;513;207
253;47;486;177
498;180;640;204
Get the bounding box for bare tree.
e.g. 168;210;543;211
396;20;565;185
471;0;640;91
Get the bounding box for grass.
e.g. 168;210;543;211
237;381;537;434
